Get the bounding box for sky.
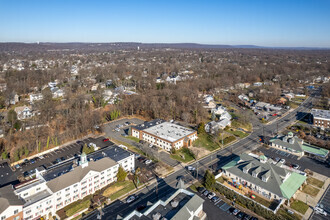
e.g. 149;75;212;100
0;0;330;47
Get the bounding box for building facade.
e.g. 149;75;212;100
311;109;330;129
0;185;24;220
131;119;197;151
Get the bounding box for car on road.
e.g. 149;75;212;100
233;209;240;216
280;159;285;163
145;160;152;165
136;205;146;211
272;113;278;116
203;190;209;196
186;166;196;171
198;187;206;194
115;128;120;132
103;138;109;142
207;192;216;199
126;195;138;203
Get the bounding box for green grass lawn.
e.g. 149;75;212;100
226;129;249;138
170;148;195;163
290;200;309;214
302;184;320;197
125;136;140;143
103;181;138;201
252;194;272;208
193;133;221;151
231;120;252;131
65;199;91;217
307;177;324;188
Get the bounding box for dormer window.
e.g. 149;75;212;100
262;176;268;182
252;172;257;178
243;168;248;174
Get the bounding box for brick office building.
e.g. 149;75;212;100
311;109;330;129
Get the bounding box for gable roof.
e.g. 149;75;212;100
280;172;306;199
46;157;117;192
0;185;24;213
270;135;303;152
222;154;293;198
171;194;204;220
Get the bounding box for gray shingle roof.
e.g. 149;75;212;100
270;135;303;152
0;185;24;213
46;157;117;192
171;194;204;220
223;154;289;198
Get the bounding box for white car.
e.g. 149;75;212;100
126;195;137;203
208;192;216;199
187;166;196;171
280;159;285;163
314;205;327;216
145;159;152;165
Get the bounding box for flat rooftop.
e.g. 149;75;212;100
133;119;165;131
23;189;52;208
312;109;330;120
143;122;195;143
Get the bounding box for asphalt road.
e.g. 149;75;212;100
83;92;319;220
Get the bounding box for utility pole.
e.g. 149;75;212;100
196;162;199;180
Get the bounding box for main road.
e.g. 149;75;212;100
83;92;316;220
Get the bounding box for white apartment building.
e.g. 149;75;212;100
12;146;135;220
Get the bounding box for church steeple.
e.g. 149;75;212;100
79;152;88;168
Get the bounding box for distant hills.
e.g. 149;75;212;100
0;42;328;52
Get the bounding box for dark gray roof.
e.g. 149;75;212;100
91;145;133;162
270;135;303;152
171;194;204;220
132;119;165;131
0;185;24;213
223;153;289;198
46;157;117;192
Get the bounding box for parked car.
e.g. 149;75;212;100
60;157;65;161
292;164;300;169
103;138;109;142
208;192;216;199
145;160;152;165
211;196;220;203
314;204;327;216
275;157;280;163
186;166;196;171
56;158;62;163
228;207;235;214
198;187;206;194
115;128;120;132
203;190;209;196
38;155;45;160
134;154;141;159
233;209;240;216
237;212;245;219
30;159;36;164
15;164;21;169
280;159;285;163
243;214;250;220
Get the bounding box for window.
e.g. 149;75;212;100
14;209;18;214
65;187;70;191
1;216;6;220
23;193;28;197
26;210;31;214
36;187;41;191
74;184;78;188
57;197;62;201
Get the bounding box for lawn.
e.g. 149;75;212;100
290;200;309;214
307;177;324;188
302;184;320;197
170;148;195;163
193;133;221;151
278;208;302;220
65;199;90;217
125;136;140;143
225;128;249;138
103;181;137;201
231;120;252;131
252;194;272;208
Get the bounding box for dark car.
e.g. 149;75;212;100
23;171;29;177
228;207;235;214
198;187;206;194
250;217;258;220
237;212;245;219
60;157;65;161
56;158;62;163
30;159;36;164
243;214;250;220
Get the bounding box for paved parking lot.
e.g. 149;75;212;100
0;162;19;187
102;118;179;167
310;185;330;220
258;146;330;177
12;136;112;180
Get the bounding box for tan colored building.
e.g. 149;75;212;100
131;119;198;151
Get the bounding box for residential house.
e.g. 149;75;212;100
29;93;43;103
50;87;64;98
14;106;34;120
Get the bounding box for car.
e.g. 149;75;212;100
237;212;245;219
121;134;128;137
233;209;240;216
115;128;120;132
30;159;36;164
23;159;29;163
275;157;280;163
60;157;65;161
15;164;21;169
56;158;62;163
118;124;124;128
280;159;285;163
250;217;258;220
139;140;146;144
228;207;235;214
292;164;300;169
243;214;250;220
126;195;137;203
38;155;45;160
103;138;109;142
314;204;327;216
272;113;278;116
186;166;196;171
134;154;141;159
145;160;152;165
208;192;216;199
52;160;58;165
211;196;220;203
74;154;78;158
28;169;36;175
198;187;206;194
203;190;209;196
23;171;29;177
